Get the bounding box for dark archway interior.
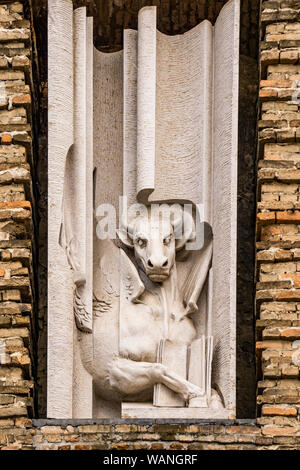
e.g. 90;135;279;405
92;0;259;59
31;0;259;418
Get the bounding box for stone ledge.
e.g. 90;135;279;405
32;418;257;427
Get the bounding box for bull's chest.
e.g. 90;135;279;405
120;294;196;362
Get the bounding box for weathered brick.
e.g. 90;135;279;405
256;340;292;350
260;88;278;99
262;425;299;436
12;56;30;70
261;49;280;64
0;30;29;43
12;95;31;106
280;328;300;339
40;426;64;435
262;405;298;416
77;424;111;433
74;444;91;450
258;212;276;224
115;424;138;433
0;404;27;417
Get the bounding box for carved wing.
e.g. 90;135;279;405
93;241;145;319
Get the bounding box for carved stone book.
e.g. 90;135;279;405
154;340;187;407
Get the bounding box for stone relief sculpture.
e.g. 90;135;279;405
91;207;222;416
48;0;240;418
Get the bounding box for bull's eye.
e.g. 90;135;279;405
137;238;147;248
163;235;172;245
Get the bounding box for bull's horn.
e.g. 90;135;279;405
117;214;135;248
172;210;196;251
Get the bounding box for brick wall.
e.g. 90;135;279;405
0;0;35;450
255;0;300;445
1;0;300;451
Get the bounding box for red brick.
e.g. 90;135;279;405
275;290;300;301
1;134;12;145
257;212;276;224
256;340;291;350
260;88;278;99
281;273;300;288
280;328;300;339
0;201;31;211
277;212;300;223
260;80;293;88
12;95;31;106
262;406;297;417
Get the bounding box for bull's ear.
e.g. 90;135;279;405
117;228;134;248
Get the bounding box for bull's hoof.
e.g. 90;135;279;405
188;389;224;409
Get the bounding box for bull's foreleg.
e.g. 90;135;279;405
109;357;204;402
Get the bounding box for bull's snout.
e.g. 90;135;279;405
146;256;169;283
147;257;168;269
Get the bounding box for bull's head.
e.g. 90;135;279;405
118;206;195;283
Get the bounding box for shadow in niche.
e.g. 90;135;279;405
32;0;258;418
236;54;258;419
93;0;259;59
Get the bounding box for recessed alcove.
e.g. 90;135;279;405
31;0;259;419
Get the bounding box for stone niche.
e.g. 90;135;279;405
48;0;240;419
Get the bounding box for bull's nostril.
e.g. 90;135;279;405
162;260;168;267
148;259;153;268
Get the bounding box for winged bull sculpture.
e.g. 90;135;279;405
60;169;224;409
